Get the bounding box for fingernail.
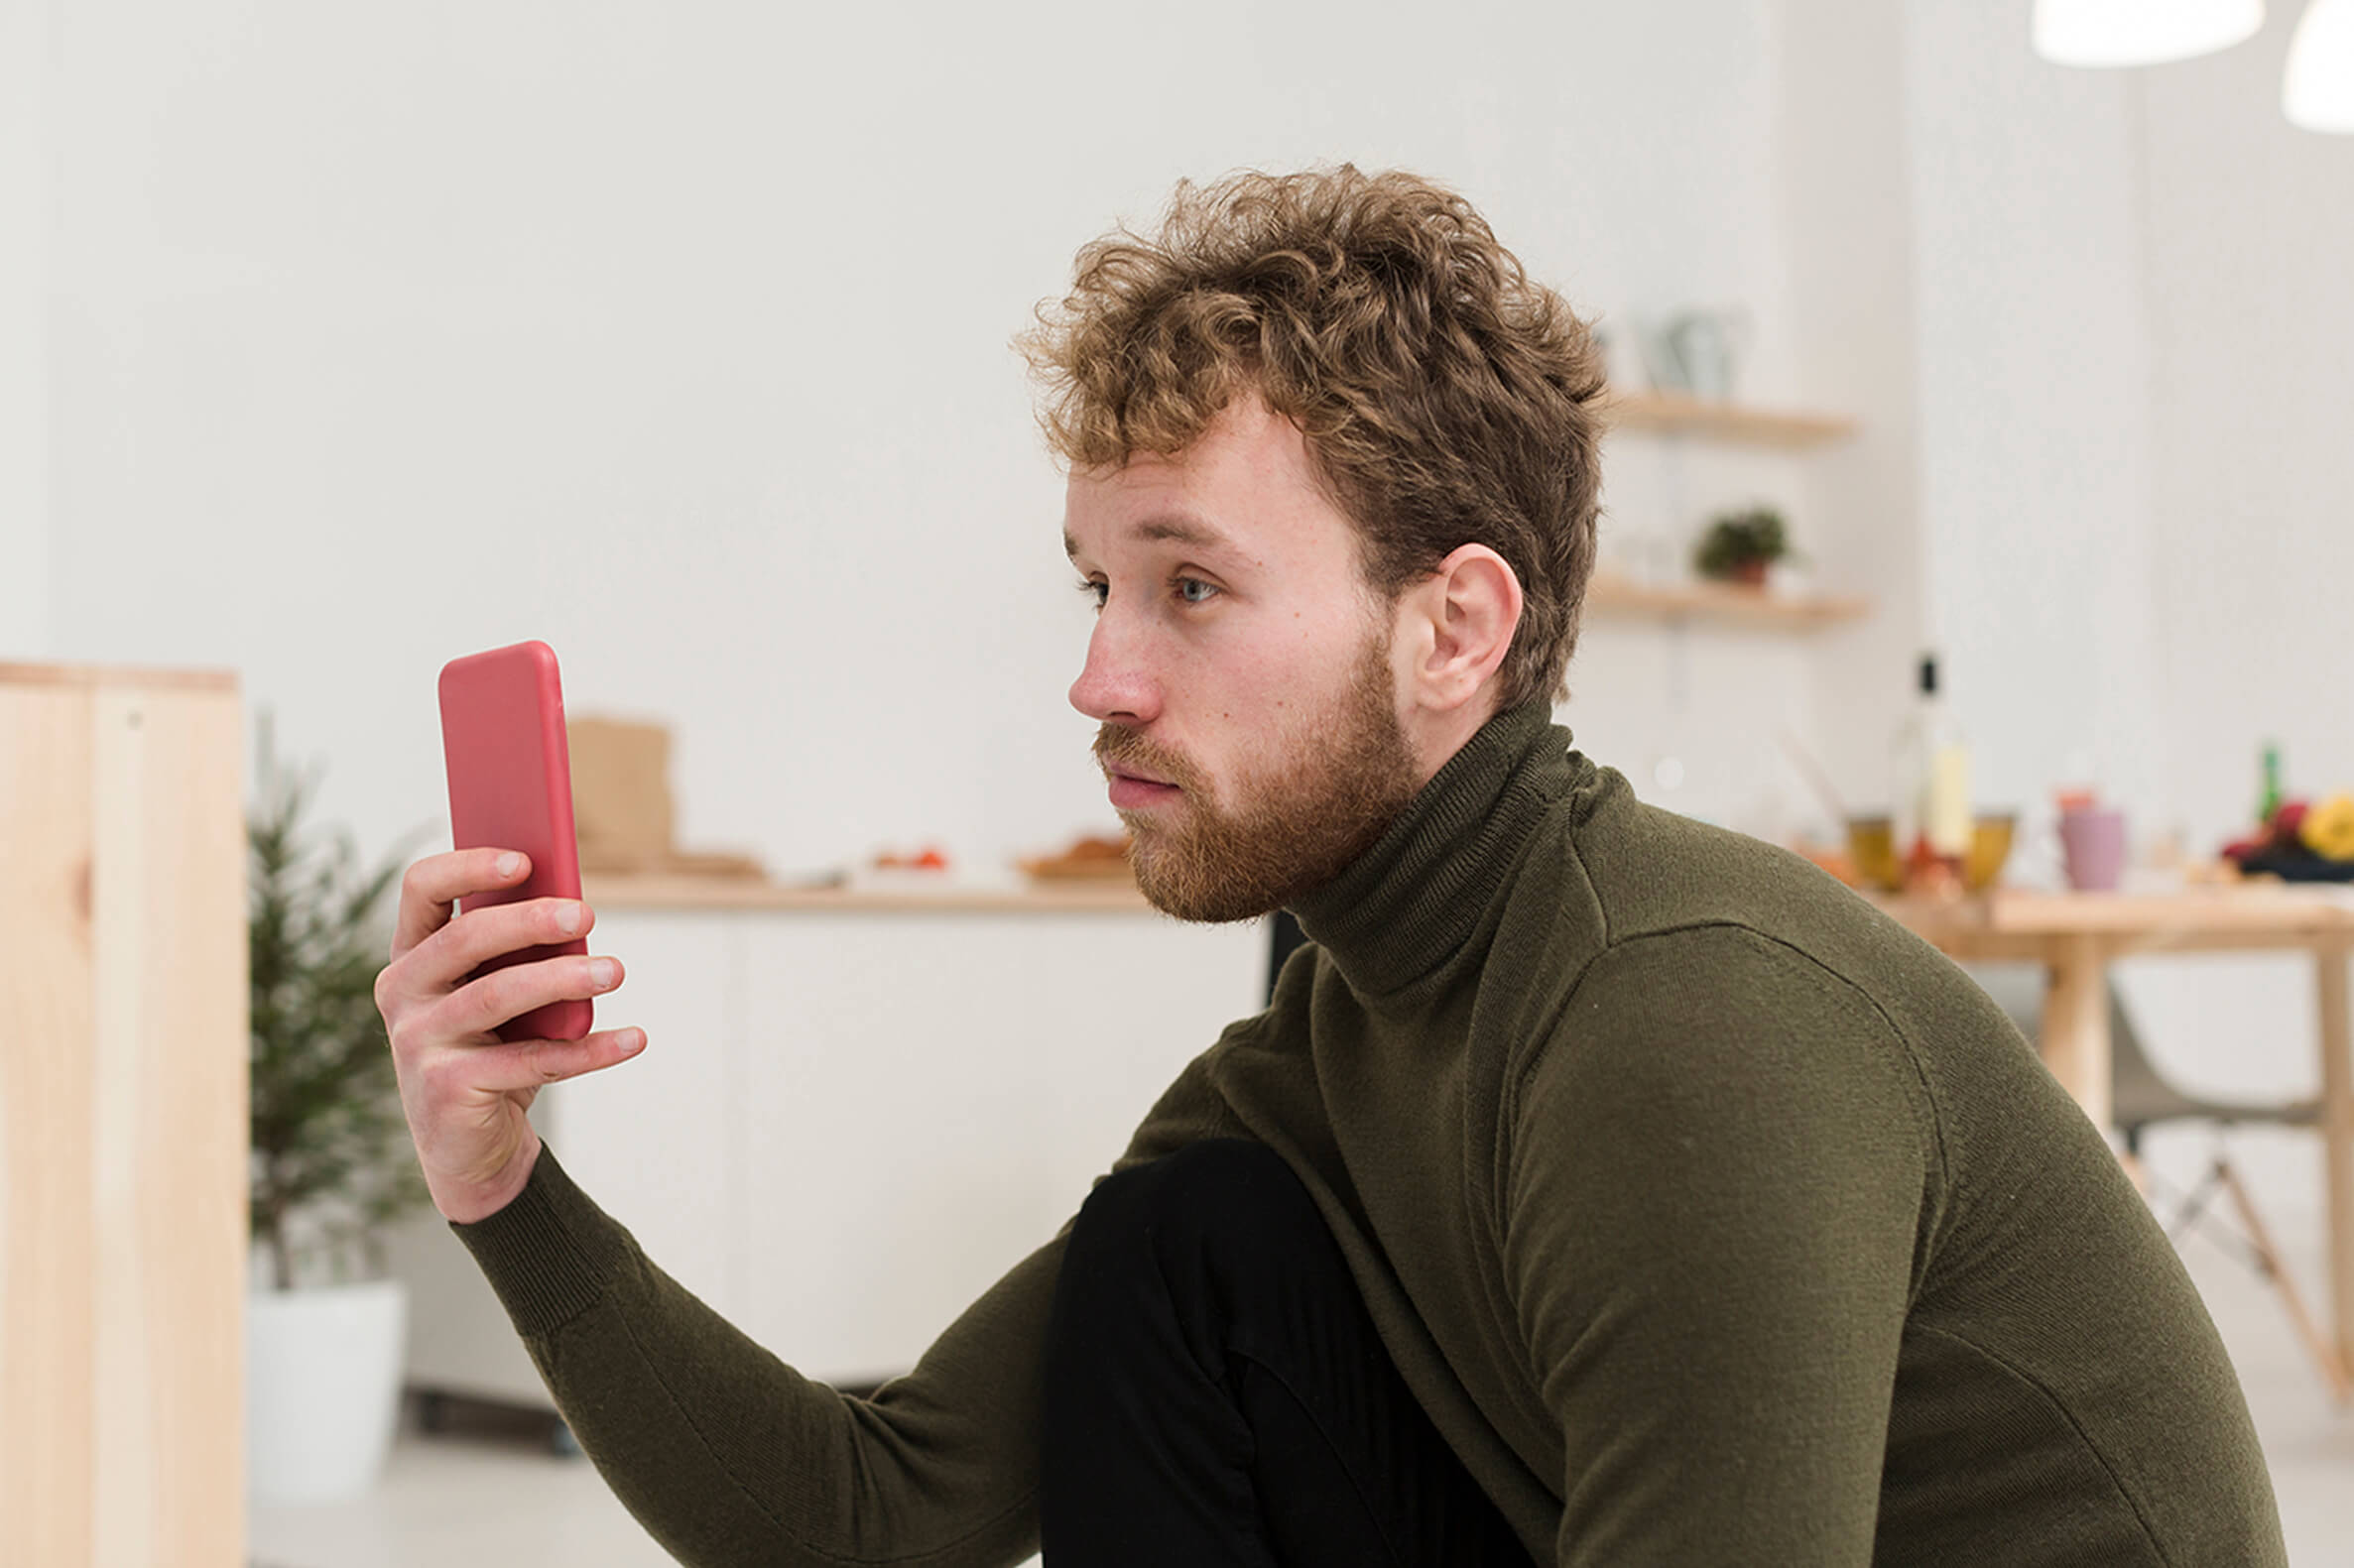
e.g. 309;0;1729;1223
497;852;523;877
619;1029;645;1054
557;903;581;934
590;959;620;989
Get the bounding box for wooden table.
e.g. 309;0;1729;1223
1872;884;2354;1386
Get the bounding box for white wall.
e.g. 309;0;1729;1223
1770;0;1929;831
2142;15;2354;859
1903;0;2170;844
1;0;54;661
38;0;1819;887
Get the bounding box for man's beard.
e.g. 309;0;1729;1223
1093;628;1424;923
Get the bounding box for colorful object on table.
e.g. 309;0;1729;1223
2059;805;2129;893
1018;832;1136;881
1964;814;2017;891
874;844;952;871
2221;786;2354;882
2300;794;2354;862
1845;812;2014;895
1793;840;1861;887
2231;848;2354;883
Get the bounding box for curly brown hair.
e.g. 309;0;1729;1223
1017;164;1608;711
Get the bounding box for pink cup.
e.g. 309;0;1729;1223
2059;806;2128;892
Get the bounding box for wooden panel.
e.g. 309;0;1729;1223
88;683;246;1567
1;683;98;1568
0;671;245;1567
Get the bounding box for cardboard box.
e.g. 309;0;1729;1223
567;716;676;873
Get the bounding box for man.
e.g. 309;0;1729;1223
377;167;2286;1565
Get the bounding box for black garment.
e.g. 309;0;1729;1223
1040;1139;1537;1566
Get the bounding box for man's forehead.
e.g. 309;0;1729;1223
1062;511;1248;563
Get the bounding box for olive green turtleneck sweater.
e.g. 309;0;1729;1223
451;698;2286;1566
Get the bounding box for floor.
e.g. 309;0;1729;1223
251;1232;2354;1568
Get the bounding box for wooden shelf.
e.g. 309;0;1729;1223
1585;570;1870;631
1604;390;1857;448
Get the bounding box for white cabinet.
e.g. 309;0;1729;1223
390;891;1270;1406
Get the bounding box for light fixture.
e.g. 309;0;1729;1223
2285;0;2354;130
2033;0;2266;66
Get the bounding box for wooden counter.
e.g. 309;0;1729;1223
581;872;1157;915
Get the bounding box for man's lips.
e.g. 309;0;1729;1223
1107;767;1181;810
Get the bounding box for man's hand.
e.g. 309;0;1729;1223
374;848;642;1224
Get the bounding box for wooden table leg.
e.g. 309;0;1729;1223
2318;940;2354;1385
2041;934;2112;1133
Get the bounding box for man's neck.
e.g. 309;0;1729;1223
1406;691;1506;792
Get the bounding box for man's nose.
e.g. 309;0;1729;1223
1068;619;1161;726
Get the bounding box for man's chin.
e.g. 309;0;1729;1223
1132;876;1284;925
1124;838;1271;924
1127;835;1350;925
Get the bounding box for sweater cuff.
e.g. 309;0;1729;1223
446;1142;636;1339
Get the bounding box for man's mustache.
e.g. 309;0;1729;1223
1094;733;1191;789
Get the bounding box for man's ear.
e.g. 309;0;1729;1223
1400;544;1523;716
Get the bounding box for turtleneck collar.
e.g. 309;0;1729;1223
1288;697;1583;1002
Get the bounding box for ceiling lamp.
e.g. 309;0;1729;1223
2285;0;2354;129
2033;0;2266;65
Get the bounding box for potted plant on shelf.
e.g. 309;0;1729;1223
247;716;434;1505
1693;505;1801;588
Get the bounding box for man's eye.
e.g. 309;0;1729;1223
1072;577;1220;611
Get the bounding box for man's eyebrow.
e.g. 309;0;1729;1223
1064;516;1246;563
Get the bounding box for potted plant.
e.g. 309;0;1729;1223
246;715;434;1505
1693;505;1801;587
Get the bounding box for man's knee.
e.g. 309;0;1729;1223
1071;1138;1318;1264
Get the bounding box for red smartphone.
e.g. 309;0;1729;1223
437;640;592;1044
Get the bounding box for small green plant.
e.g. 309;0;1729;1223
1693;506;1801;583
249;721;434;1291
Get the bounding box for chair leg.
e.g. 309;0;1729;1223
2164;1162;2229;1245
2216;1160;2353;1405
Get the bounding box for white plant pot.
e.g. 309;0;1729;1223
247;1277;409;1506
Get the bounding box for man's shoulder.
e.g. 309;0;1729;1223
1505;769;1933;1006
1493;779;2007;1104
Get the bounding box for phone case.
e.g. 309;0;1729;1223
437;640;593;1043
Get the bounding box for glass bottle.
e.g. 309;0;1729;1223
1891;654;1972;889
2257;741;2284;828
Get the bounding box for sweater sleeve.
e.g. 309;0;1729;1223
447;1042;1245;1568
1502;924;1937;1567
